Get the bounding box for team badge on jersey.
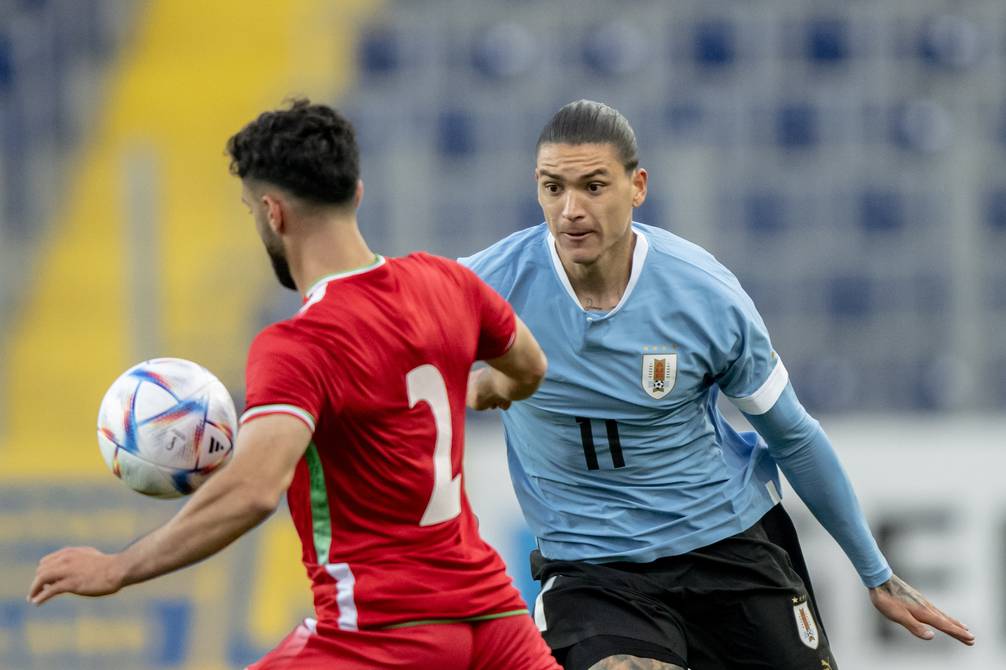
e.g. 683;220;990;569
641;353;677;399
792;595;819;649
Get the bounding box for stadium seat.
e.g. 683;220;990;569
437;110;477;158
693;18;735;67
776;103;818;148
471;22;534;79
582;21;647;76
827;275;872;318
805;17;849;64
891;100;954;153
859;189;904;233
983;187;1006;231
918;14;983;69
0;35;12;91
357;25;401;76
664;102;706;140
744;190;787;235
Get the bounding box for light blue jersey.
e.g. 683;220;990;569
462;222;892;586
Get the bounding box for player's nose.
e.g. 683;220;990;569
560;191;585;221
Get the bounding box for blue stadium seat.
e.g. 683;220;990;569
744;190;786;234
471;22;533;79
664;102;705;139
859;189;904;233
0;35;12;91
984;187;1006;231
918;15;983;70
827;275;871;318
776;103;818;148
357;25;401;76
437;110;477;158
582;22;646;76
805;17;849;64
890;100;953;153
693;18;735;67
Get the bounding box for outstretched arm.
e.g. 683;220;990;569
744;383;974;646
28;414;310;605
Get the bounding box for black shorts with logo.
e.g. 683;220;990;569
530;504;838;670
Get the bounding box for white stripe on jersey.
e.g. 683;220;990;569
325;562;359;631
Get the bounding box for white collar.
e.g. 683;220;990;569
299;255;386;314
546;226;649;318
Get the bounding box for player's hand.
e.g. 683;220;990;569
27;546;125;606
466;368;512;411
868;574;974;646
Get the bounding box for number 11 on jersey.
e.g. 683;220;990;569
407;364;462;526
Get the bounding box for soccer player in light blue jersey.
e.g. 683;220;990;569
461;100;974;670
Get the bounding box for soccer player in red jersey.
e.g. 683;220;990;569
27;99;559;670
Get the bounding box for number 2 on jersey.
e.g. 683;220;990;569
407;364;462;526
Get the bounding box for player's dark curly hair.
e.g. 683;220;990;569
226;98;359;206
536;99;639;172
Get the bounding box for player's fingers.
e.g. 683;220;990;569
880;601;936;641
912;605;975;645
27;564;61;602
929;604;968;631
31;579;70;606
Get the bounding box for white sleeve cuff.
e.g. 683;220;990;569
727;357;789;415
240;404;317;432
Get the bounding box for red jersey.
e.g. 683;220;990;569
240;253;526;630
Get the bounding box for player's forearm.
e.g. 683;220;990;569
116;466;277;588
746;384;892;588
487;365;542;401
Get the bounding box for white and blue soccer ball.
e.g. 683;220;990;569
97;357;237;498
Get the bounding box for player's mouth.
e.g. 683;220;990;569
561;231;594;241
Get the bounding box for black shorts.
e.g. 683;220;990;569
530;504;837;670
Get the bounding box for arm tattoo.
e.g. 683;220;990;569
879;575;928;608
588;655;685;670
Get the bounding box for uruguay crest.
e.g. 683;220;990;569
792;598;819;650
641;353;677;399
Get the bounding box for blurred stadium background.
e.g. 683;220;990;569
1;0;1003;668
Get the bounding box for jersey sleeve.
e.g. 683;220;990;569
715;290;789;416
457;263;517;361
241;325;327;432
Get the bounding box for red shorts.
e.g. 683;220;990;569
246;613;561;670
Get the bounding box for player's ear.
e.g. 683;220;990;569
631;168;648;208
262;194;284;234
353;179;364;209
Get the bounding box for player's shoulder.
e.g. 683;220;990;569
457;223;549;290
392;250;482;288
635;221;748;305
249;319;306;357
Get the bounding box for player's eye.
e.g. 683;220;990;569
587;182;606;193
543;183;561;194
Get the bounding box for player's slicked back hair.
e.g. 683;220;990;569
536;100;639;172
227;98;359;206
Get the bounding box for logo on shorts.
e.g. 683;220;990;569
792;595;819;650
641;350;677;399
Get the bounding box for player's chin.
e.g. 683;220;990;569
558;241;602;264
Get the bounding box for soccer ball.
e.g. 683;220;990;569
97;358;237;498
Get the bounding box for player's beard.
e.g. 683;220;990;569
263;236;297;291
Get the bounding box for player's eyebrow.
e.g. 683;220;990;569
538;168;611;181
